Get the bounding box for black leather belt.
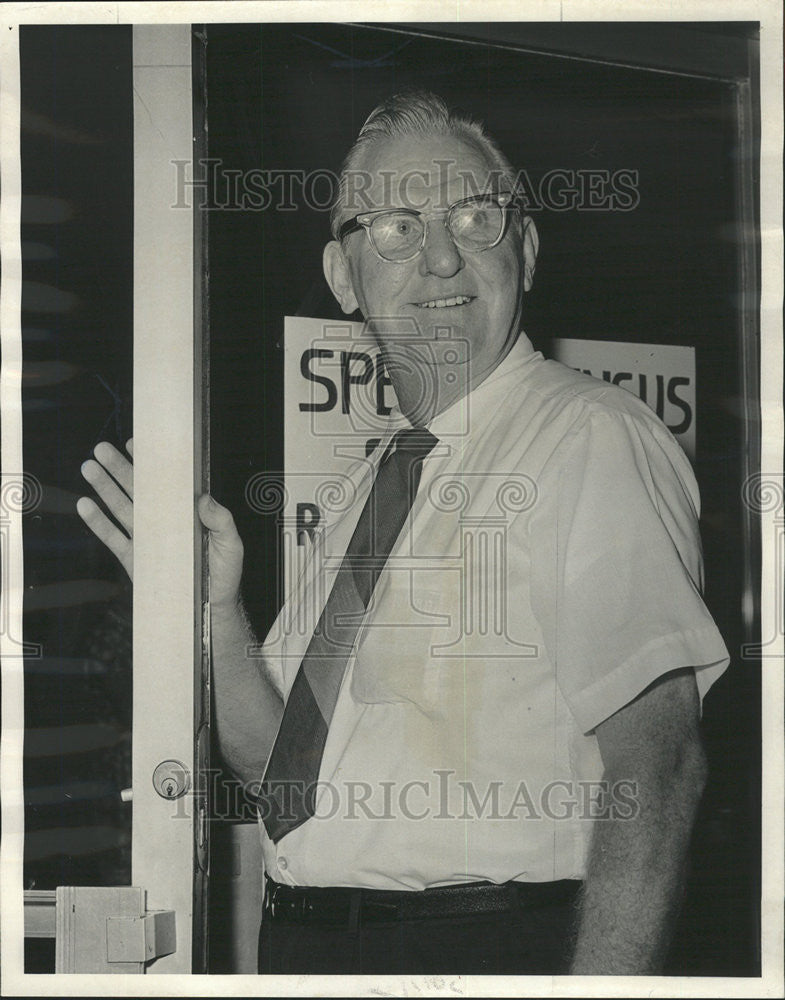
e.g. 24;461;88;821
264;874;581;925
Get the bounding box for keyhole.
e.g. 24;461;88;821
152;759;189;800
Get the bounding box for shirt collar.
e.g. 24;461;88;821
426;331;542;441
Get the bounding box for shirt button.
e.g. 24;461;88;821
278;856;288;870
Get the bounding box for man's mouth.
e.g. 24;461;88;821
413;295;475;309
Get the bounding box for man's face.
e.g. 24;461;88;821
324;132;538;422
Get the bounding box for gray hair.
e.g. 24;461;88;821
329;90;518;240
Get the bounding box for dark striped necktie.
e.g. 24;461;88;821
260;427;438;843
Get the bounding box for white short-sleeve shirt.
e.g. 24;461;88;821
258;333;730;889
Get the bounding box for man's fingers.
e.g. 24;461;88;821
93;440;133;498
76;496;133;580
79;441;134;580
197;494;244;611
81;458;133;535
197;494;244;561
197;494;240;539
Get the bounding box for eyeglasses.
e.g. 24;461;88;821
338;192;518;263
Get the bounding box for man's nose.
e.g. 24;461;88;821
418;217;464;278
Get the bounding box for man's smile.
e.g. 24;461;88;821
411;294;476;309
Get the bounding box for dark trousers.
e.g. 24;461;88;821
258;880;581;975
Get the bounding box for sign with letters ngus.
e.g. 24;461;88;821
551;338;696;459
282;317;696;593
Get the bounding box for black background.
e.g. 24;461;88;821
20;24;134;972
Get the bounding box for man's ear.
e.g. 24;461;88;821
521;216;539;292
323;241;360;315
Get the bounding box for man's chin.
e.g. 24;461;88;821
380;340;470;374
373;317;473;366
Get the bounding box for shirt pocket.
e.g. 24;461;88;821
349;578;452;717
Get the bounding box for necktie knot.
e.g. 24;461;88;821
391;427;438;459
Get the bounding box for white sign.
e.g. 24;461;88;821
552;338;695;459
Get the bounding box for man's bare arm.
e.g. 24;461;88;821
208;599;282;786
79;443;283;787
569;667;707;975
198;495;283;784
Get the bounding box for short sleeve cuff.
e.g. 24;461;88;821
565;625;731;735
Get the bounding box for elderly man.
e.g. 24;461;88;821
79;91;729;976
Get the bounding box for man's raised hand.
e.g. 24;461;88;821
78;440;245;616
77;439;135;580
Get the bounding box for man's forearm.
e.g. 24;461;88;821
211;600;283;787
569;748;706;975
